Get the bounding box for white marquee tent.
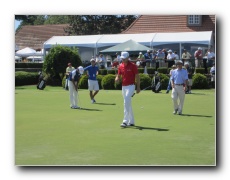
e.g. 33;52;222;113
43;31;214;61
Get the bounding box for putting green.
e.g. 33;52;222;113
15;86;215;166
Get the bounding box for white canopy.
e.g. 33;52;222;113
15;47;36;57
43;35;103;49
43;31;213;50
152;31;214;46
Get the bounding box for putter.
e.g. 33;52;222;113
132;85;151;97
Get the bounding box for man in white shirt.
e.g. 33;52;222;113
206;49;215;67
166;49;176;68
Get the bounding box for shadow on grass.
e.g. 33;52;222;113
79;108;102;111
180;114;212;118
15;87;26;90
189;93;206;95
123;125;169;131
95;102;116;105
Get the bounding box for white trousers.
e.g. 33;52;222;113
68;80;78;107
171;85;185;113
122;85;135;124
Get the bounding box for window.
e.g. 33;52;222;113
187;15;202;26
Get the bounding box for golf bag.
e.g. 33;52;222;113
37;72;46;90
152;74;161;93
65;75;69;90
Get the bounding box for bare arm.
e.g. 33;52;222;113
115;74;121;83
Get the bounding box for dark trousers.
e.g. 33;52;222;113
168;61;175;68
203;59;208;74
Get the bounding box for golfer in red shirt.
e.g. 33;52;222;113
115;52;140;127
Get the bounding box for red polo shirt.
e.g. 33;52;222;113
118;61;138;86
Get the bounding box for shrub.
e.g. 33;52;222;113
192;73;209;89
157;67;168;74
138;68;144;73
139;73;152;89
101;74;116;90
78;75;88;89
107;69;116;74
114;76;122;90
158;73;170;89
195;68;205;74
15;71;38;86
99;69;107;75
96;75;103;89
147;67;155;74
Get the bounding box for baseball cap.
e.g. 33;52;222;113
176;60;183;65
198;47;202;50
139;52;142;54
168;49;172;53
120;51;129;59
90;58;96;62
78;66;84;75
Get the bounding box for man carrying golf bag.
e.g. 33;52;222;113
37;71;46;90
152;71;161;93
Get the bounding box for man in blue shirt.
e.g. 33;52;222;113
84;58;100;103
144;50;153;67
170;60;188;115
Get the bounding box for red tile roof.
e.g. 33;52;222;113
15;24;69;50
122;15;215;34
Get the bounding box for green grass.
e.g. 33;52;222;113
15;85;216;166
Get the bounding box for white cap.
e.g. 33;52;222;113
120;51;129;59
78;66;84;75
184;62;189;66
176;60;183;65
198;47;202;50
139;52;142;54
90;58;96;62
168;49;172;53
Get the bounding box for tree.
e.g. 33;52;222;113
64;15;138;35
44;15;70;24
43;45;82;80
15;15;46;32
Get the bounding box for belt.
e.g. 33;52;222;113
175;84;184;86
123;84;134;86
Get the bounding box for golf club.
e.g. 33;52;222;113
132;85;151;97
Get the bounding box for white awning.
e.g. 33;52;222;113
152;31;213;46
43;31;213;50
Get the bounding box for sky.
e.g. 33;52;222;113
14;20;20;31
1;0;230;180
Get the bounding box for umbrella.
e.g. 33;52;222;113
100;39;152;54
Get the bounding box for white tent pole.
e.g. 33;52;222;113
151;33;157;49
95;35;104;56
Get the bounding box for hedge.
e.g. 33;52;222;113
15;71;39;86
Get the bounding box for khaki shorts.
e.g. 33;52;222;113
187;79;193;86
88;79;99;91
